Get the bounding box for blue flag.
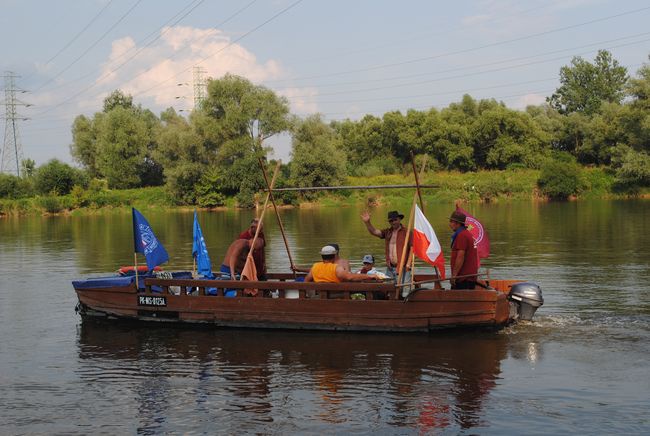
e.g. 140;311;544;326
192;210;213;278
132;208;169;271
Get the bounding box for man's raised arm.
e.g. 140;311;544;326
361;211;382;238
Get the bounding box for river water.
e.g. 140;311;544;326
1;200;649;434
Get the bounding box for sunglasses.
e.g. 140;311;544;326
388;218;398;222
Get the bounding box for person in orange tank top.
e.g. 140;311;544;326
305;246;382;283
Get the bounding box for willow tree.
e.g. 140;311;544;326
194;74;292;206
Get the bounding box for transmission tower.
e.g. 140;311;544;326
1;72;30;176
192;66;207;109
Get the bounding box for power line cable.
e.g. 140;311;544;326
264;5;650;84
32;0;260;117
283;37;650;100
39;0;206;94
24;0;115;82
272;31;650;92
285;3;552;65
33;0;144;93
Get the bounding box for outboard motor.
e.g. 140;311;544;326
508;282;544;321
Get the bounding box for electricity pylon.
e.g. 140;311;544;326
1;72;30;176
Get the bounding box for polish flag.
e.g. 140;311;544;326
413;204;446;279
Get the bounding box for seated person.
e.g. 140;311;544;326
305;246;380;283
356;254;378;275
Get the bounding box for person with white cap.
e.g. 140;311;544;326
305;246;381;283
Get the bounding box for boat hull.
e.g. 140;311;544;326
74;275;514;332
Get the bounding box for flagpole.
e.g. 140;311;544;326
259;158;297;278
241;161;281;281
410;152;443;286
410;252;415;289
396;191;417;299
134;253;139;291
410;152;426;213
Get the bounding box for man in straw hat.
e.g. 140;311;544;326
361;210;412;284
449;210;479;290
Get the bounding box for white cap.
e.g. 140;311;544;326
320;245;337;255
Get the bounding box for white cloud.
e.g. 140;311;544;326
277;87;319;115
85;26;309;112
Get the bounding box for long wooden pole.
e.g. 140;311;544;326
268;184;437;192
258;158;297;277
134;253;139;291
395;272;487;288
396;191;417;298
410;153;443;286
410;152;426;213
241;162;281;280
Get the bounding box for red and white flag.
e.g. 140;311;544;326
413;204;446;279
455;205;490;260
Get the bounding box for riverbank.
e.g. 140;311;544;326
0;168;646;217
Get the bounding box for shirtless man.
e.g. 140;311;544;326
220;238;263;279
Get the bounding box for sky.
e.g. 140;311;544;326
1;0;649;168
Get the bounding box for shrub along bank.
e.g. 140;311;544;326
0;167;643;217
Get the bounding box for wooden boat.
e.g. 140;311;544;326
73;159;544;332
73;272;543;332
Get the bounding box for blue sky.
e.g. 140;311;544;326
1;0;649;166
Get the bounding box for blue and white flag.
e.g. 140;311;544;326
132;208;169;271
192;210;213;278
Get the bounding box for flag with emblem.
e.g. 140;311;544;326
192;210;213;278
132;208;169;271
455;205;490;260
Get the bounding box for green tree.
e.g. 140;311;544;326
290;115;346;196
34;159;88;195
94;106;156;189
71;91;163;188
103;89;134;112
20;158;36;178
470;104;548;169
548;50;628;115
195;74;292;206
0;173;33;198
70;114;101;176
537;154;581;200
610;144;650;190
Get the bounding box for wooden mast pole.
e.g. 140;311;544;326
258;158;297;278
134;253;139;291
410;153;442;287
396;191;417;299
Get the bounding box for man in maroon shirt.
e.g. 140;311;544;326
239;218;266;280
449;210;478;290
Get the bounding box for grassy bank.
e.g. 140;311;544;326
0;168;645;217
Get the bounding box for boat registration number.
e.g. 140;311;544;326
138;296;167;307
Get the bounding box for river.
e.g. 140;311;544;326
0;199;648;434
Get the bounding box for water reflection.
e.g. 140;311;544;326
77;321;517;432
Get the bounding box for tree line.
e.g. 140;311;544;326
1;49;649;204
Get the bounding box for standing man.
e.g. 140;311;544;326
448;210;479;290
239;218;266;280
361;210;411;283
